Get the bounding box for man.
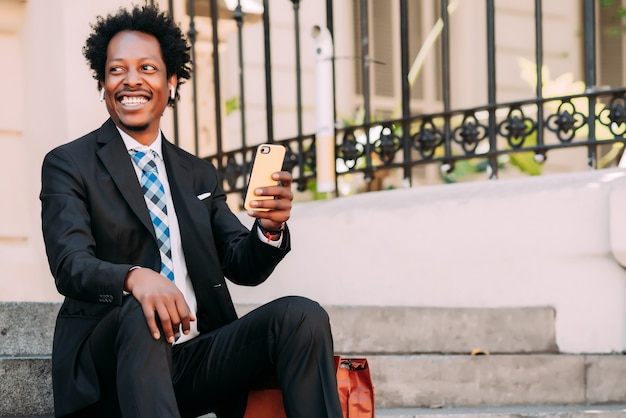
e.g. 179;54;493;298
40;5;342;418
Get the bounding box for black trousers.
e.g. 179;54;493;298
69;295;342;418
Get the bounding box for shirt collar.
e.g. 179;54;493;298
117;127;163;158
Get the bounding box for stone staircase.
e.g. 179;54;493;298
2;302;626;417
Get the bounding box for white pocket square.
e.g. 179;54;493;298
197;192;212;200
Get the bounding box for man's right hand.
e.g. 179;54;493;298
124;267;195;343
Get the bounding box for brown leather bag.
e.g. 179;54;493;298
336;357;374;417
244;388;286;418
243;356;374;418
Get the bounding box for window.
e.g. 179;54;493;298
597;0;626;88
352;0;443;118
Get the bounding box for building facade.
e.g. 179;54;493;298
0;0;613;301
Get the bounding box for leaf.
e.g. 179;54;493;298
225;97;240;116
508;151;542;176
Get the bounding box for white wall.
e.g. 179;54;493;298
232;168;626;354
0;0;175;301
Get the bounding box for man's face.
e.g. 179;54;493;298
102;30;176;144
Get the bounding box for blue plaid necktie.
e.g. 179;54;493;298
130;148;175;282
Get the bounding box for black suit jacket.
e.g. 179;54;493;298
40;119;290;416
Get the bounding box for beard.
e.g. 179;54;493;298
120;120;150;132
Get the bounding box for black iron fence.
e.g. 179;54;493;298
159;0;626;201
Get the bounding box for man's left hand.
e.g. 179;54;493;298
247;171;293;231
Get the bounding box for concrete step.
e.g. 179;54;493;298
6;405;626;418
365;354;626;408
0;302;592;417
375;404;626;417
1;303;558;356
195;404;626;418
0;357;52;417
0;302;57;356
240;305;558;354
3;353;626;416
8;405;626;418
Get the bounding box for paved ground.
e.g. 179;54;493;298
8;404;626;418
193;404;626;418
375;404;626;417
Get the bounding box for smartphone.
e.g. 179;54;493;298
243;144;286;211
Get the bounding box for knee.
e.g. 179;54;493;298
116;296;152;336
277;296;332;337
119;295;144;320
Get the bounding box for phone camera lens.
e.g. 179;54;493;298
260;146;270;154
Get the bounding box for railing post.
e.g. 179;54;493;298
291;0;306;191
441;0;452;175
584;0;597;168
326;0;337;123
359;0;373;182
399;0;412;187
326;0;338;193
534;0;545;156
187;0;200;155
234;0;247;151
210;0;224;170
167;0;180;147
262;0;274;143
486;0;498;179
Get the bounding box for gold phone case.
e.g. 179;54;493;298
243;144;286;211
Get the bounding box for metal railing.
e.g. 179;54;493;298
160;0;626;202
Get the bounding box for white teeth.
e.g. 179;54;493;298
121;96;148;105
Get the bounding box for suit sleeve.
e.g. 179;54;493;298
40;147;131;305
197;162;291;286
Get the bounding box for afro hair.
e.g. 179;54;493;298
83;5;192;106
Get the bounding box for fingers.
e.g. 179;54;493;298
142;305;161;341
178;299;196;336
247;171;293;223
156;302;179;343
148;293;194;343
128;268;195;342
272;171;292;188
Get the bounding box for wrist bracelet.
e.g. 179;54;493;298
256;219;284;242
256;219;285;235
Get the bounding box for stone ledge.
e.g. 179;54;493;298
0;302;57;356
238;305;559;354
362;354;626;409
1;303;558;356
3;353;626;416
7;406;626;418
376;404;626;417
0;357;52;417
325;305;557;354
586;355;626;403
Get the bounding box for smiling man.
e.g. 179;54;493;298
39;5;342;418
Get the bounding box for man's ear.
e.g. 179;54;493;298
99;81;105;102
168;75;178;101
168;75;178;91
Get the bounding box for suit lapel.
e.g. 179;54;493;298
161;138;198;230
161;138;221;274
95;119;155;237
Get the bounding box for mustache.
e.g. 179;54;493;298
115;88;152;98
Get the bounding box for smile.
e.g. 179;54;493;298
119;96;149;106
